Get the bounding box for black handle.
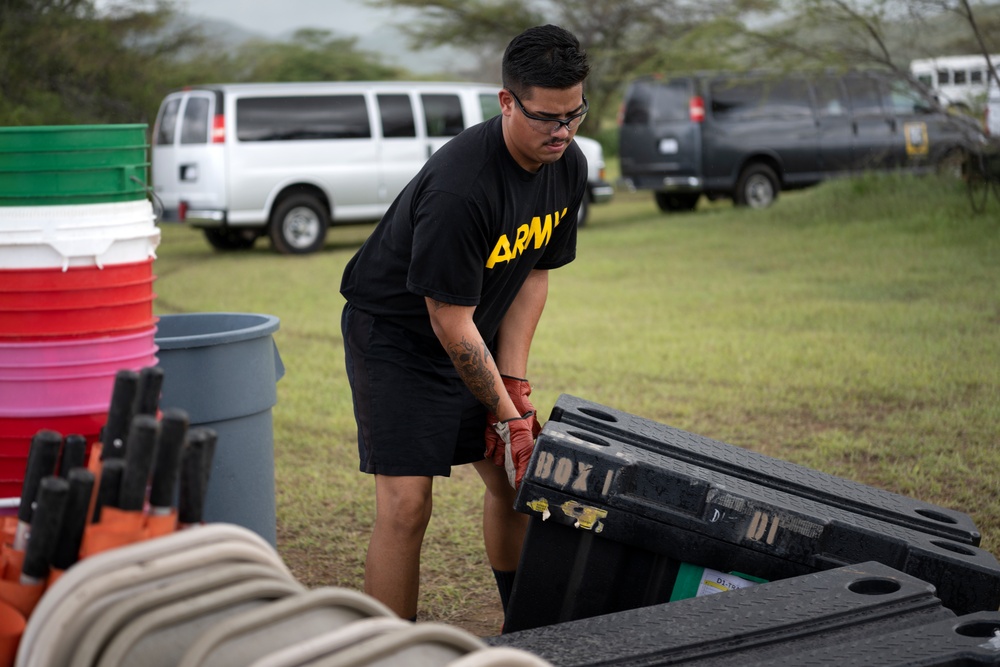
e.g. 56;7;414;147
198;427;218;491
178;428;217;525
18;430;62;524
131;366;165;418
118;414;160;512
21;476;69;583
102;370;139;459
93;458;126;522
149;408;189;510
51;469;95;571
58;434;88;478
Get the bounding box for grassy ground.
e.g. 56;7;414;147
152;172;1000;636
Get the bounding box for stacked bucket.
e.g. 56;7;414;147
0;124;160;499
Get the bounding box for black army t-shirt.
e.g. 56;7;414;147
340;114;586;344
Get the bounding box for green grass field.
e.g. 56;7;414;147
152;172;1000;635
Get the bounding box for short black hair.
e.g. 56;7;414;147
502;24;589;98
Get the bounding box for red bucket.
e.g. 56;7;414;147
0;412;104;497
0;259;156;339
0;260;152;293
0;279;154;310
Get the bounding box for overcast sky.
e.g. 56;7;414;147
166;0;465;72
174;0;399;39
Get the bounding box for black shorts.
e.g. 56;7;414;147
342;302;487;477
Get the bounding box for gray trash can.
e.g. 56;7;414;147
154;313;284;546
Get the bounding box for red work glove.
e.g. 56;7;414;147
500;376;541;438
491;411;536;489
484;376;542;473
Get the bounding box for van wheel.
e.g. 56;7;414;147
269;194;329;255
655;192;699;212
203;228;259;251
735;164;779;208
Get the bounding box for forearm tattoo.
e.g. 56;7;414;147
447;337;501;414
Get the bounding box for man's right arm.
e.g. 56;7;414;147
425;298;520;421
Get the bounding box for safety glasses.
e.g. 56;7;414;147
507;89;588;134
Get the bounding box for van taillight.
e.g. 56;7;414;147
690;96;705;123
211;114;225;143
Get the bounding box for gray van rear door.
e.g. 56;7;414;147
174;91;226;217
620;78;701;191
152;94;183;219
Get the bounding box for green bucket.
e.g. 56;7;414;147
0;124;147;151
0;124;149;205
0;164;149;206
0;145;148;171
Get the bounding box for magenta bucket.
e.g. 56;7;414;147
0;329;158;417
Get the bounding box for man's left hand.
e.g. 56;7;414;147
492;411;536;489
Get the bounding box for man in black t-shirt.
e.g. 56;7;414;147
340;24;590;623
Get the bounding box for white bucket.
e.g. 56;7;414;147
0;200;154;231
0;200;159;270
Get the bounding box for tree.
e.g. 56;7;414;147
0;1;412;127
228;29;404;83
0;0;202;125
742;0;1000;80
365;0;779;136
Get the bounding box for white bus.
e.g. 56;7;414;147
910;54;1000;109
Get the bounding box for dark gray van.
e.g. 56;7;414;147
619;70;985;211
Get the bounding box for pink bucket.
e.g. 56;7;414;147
0;329;158;417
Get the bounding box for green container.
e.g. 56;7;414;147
0;124;149;205
0;145;148;171
0;124;147;151
0;163;149;206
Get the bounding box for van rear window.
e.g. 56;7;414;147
622;80;690;124
710;79;812;121
155;98;181;146
180;97;210;144
236;95;371;141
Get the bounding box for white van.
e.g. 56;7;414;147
152;81;612;254
987;75;1000;137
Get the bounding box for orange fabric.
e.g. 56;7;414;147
1;551;22;584
144;511;177;538
79;508;146;558
0;579;44;619
0;519;15;549
0;519;17;583
0;600;25;667
85;444;104;526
